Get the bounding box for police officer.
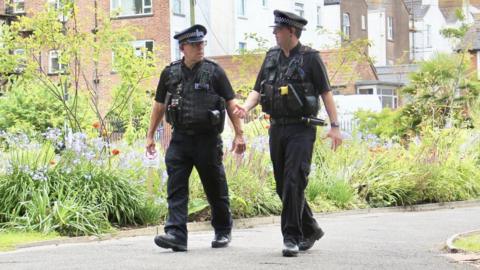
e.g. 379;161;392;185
146;24;246;252
234;10;342;257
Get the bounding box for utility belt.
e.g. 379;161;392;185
271;116;326;126
270;117;304;126
173;127;219;136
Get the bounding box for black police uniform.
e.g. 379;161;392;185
253;10;331;247
154;25;234;247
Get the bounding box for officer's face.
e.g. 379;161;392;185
181;41;205;62
273;26;293;47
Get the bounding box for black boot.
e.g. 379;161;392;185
299;227;324;251
282;241;299;257
211;233;231;248
154;233;187;252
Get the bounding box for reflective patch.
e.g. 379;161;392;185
194;83;209;90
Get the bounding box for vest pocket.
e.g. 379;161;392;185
182;92;219;125
285;84;304;114
261;83;274;113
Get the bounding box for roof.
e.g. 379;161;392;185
472;0;480;9
355;80;404;87
324;0;341;5
437;0;480;24
375;64;419;85
366;0;384;10
366;0;410;13
405;0;431;20
319;49;379;87
462;25;480;51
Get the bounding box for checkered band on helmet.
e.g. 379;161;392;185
177;29;204;42
274;16;305;29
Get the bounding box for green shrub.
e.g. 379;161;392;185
0;81;95;135
355;109;409;141
0;139;154;236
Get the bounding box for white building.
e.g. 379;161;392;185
407;0;480;62
169;0;341;59
368;7;388;65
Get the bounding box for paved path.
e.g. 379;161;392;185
1;206;479;270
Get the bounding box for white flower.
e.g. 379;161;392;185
30;167;48;181
43;128;62;143
90;138;106;152
20;165;31;175
84;151;96;161
162;170;168;185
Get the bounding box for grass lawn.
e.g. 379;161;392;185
0;231;61;252
454;233;480;252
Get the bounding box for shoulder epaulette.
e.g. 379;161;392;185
300;45;318;55
169;60;182;67
267;46;281;53
203;58;218;66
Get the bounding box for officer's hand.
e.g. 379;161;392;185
231;134;246;154
146;137;157;155
233;104;247;119
324;128;343;151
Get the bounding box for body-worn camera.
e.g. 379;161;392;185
166;96;183;125
208;109;225;133
209;110;221;125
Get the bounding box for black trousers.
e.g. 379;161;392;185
269;123;319;244
164;130;232;243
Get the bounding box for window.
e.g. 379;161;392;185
0;21;5;48
361;15;366;30
477;51;480;80
112;40;154;72
358;88;373;95
174;32;181;60
173;0;183;15
378;88;398;108
294;2;304;18
174;45;181;60
387;16;394;40
237;0;246;17
111;0;152;17
357;87;398;108
261;0;267;8
7;0;25;14
239;42;246;52
342;13;350;40
13;48;26;72
49;50;66;74
426;24;432;47
316;6;321;27
48;0;61;10
132;40;154;58
48;0;71;21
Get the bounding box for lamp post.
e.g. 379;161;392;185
190;0;195;26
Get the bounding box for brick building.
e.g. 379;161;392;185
211;49;378;98
0;0;171;101
367;0;411;65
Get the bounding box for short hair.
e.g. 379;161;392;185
287;26;302;39
294;28;302;39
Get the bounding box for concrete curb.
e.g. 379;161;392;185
14;199;480;250
446;229;480;254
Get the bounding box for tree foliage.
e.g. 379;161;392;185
0;1;161;141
